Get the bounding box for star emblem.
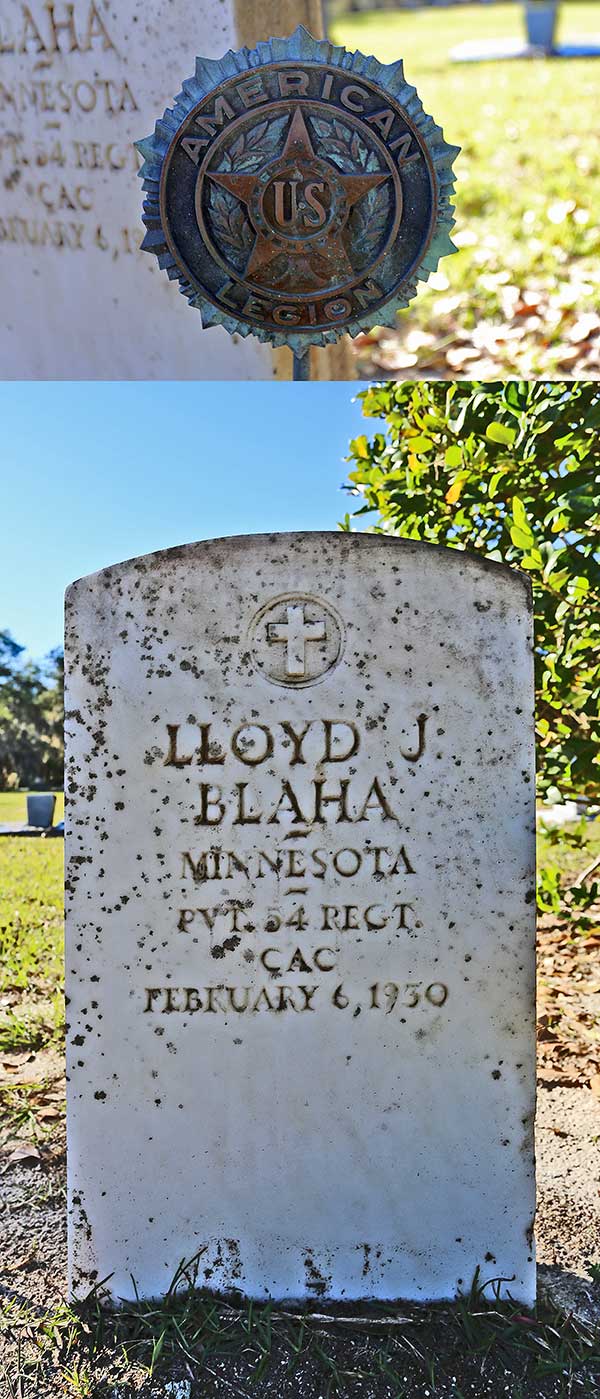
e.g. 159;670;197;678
206;106;390;292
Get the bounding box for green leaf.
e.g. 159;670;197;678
512;495;529;531
486;421;516;446
445;445;462;468
521;550;544;570
510;525;535;552
352;435;370;460
488;469;507;497
569;575;590;599
510;496;534;551
407;434;433;454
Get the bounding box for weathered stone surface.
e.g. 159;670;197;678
0;1;273;379
65;533;536;1304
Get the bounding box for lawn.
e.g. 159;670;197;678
0;835;64;1059
331;3;600;378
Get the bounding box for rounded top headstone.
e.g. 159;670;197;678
136;27;460;351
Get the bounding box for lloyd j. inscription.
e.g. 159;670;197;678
137;28;459;350
65;533;536;1305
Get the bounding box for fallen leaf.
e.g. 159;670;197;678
537;1068;579;1087
568;314;600;344
3;1250;37;1273
4;1142;41;1167
547;199;576;224
452;229;477;248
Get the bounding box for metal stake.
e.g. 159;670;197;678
293;350;311;381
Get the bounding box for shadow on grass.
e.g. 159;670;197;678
2;1257;600;1398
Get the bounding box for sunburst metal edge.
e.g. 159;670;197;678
136;26;460;352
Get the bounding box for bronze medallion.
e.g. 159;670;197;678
137;28;459;350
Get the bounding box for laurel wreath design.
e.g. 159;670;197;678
207;186;254;266
309;115;392;267
205;116;288;269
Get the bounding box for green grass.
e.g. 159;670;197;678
0;789;64;824
0;839;63;996
2;1262;599;1398
537;814;600;883
331;4;600;372
0;838;64;1099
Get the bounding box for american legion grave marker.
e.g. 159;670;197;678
65;533;536;1305
137;27;458;360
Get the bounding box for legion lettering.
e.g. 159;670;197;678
217;275;387;328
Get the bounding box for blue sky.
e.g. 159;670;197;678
0;382;370;660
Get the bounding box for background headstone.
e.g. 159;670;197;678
65;533;536;1304
0;1;329;379
27;792;56;827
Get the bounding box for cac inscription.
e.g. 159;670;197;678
66;533;536;1305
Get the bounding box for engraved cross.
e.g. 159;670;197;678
266;605;326;678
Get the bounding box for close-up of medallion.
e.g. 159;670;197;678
137;26;459;351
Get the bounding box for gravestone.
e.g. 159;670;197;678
65;532;536;1305
451;0;600;62
0;1;285;378
27;792;56;827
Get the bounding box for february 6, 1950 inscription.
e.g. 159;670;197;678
65;533;536;1305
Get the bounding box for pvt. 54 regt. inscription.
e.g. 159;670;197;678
136;27;459;350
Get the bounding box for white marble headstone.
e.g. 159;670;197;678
65;533;536;1304
0;1;273;378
